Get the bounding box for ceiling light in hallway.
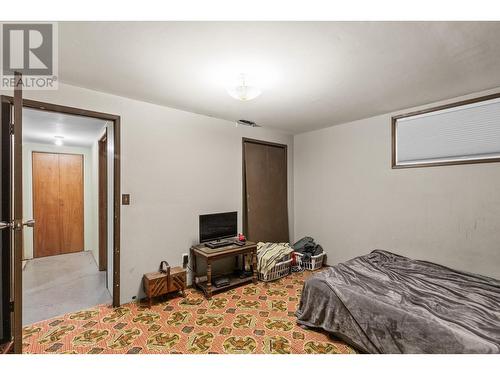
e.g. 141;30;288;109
54;136;64;146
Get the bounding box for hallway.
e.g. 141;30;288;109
23;251;112;325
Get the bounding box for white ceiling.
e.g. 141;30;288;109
23;108;107;147
58;22;500;133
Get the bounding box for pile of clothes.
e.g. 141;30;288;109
256;242;293;278
256;237;324;277
292;236;323;262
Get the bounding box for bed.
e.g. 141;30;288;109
296;250;500;353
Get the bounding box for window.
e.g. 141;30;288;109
392;94;500;168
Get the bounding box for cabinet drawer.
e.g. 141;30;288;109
169;272;186;292
146;277;168;297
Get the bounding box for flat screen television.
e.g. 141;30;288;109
199;211;237;243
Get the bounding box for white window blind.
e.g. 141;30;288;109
394;97;500;166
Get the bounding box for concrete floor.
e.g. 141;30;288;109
23;251;112;325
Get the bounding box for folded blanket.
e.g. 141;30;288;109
257;242;293;278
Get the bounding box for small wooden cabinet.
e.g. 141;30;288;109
143;266;186;307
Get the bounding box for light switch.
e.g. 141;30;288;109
122;194;130;205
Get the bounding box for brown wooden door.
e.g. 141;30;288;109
98;132;107;271
33;152;84;257
32;153;61;257
59;154;84;253
0;73;25;353
0;100;11;347
243;139;289;243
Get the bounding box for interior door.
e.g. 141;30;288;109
33;152;61;257
98;132;107;272
243;139;289;243
0;95;12;349
0;73;27;353
12;74;24;354
33;152;84;257
58;154;84;253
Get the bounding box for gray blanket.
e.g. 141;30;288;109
296;250;500;353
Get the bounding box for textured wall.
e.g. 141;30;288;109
294;87;500;279
10;83;294;303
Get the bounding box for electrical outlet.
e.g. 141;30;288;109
182;253;189;268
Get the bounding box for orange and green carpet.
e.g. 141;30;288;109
22;271;356;354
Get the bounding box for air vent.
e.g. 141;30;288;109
237;119;260;128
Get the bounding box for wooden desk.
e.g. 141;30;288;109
190;241;257;298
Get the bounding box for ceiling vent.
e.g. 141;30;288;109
237;119;260;128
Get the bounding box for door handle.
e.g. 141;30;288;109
0;221;13;230
5;219;35;230
23;219;35;228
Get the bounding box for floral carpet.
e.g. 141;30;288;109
22;271;356;354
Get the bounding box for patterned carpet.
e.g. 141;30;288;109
22;271;356;354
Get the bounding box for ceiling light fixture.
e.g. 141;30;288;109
226;73;262;101
54;136;64;146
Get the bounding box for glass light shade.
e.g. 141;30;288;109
227;84;262;101
226;74;262;101
54;136;64;146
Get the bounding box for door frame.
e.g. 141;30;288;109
0;101;12;348
0;95;122;308
32;151;85;259
241;137;288;239
98;131;108;272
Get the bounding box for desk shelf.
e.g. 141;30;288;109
196;274;254;295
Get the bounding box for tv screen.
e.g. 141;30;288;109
199;211;237;243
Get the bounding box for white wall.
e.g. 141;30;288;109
11;83;294;304
294;87;500;280
22;143;98;260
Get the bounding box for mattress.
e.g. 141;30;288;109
296;250;500;353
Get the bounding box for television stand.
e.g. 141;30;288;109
205;239;233;249
190;241;257;298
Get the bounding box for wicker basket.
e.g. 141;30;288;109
294;252;325;271
258;254;292;282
